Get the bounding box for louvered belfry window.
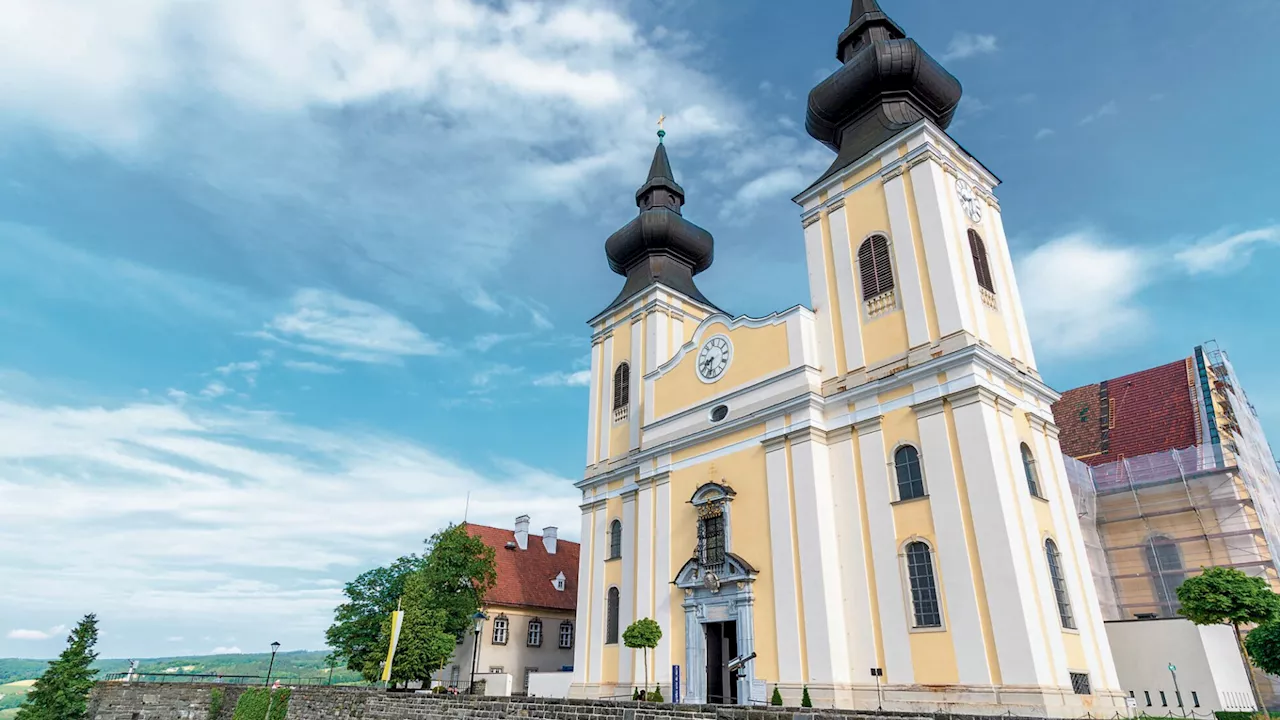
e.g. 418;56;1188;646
968;229;995;293
612;363;629;416
857;235;895;301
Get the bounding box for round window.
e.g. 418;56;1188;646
710;405;729;423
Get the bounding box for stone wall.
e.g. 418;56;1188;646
89;683;1049;720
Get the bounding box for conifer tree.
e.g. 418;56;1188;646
16;614;100;720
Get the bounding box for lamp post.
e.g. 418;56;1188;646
1168;663;1185;718
265;642;281;686
469;611;487;695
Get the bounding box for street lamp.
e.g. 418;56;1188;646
1168;663;1185;718
469;611;487;695
265;642;281;687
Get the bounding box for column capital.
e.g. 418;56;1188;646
1027;414;1058;435
881;164;906;184
788;426;828;447
854;415;884;436
994;395;1018;417
826;425;854;444
762;435;787;453
911;396;947;419
947;385;998;410
827;198;846;213
802;211;822;228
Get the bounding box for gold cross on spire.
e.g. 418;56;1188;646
657;113;666;130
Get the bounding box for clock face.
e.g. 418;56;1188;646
696;335;732;382
955;178;983;224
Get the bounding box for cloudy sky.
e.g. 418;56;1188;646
3;0;1279;659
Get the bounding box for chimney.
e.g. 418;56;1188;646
514;515;530;550
542;527;558;554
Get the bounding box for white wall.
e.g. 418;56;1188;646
528;671;574;699
1105;618;1257;713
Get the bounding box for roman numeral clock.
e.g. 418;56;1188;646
696;335;732;383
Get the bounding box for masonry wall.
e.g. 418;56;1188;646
88;683;1081;720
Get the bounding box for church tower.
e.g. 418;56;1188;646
571;2;1124;716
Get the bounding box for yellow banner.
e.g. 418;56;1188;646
380;610;404;683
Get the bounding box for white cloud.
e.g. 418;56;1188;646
262;289;444;364
281;360;341;375
0;389;580;647
209;646;242;655
200;381;230;399
215;361;260;376
1175;226;1280;275
941;33;999;61
533;370;592;388
1034;128;1055;141
1080;100;1118;125
6;624;66;640
1017;232;1153;358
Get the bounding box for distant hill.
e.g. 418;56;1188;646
0;650;365;686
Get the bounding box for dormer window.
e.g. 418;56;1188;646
553;571;566;592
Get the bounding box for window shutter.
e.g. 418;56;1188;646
613;363;629;410
859;235;894;300
969;230;994;293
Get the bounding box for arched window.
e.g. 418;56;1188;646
491;615;508;645
559;621;574;649
1021;443;1042;498
968;229;995;293
905;541;942;628
1045;539;1076;629
526;618;543;647
605;587;620;644
894;445;925;501
857;235;895;301
612;362;630;419
608;519;622;560
1145;536;1186;617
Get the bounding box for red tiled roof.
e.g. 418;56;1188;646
1052;359;1200;466
463;523;579;612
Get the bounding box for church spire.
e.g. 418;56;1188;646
806;0;962;182
602;132;717;314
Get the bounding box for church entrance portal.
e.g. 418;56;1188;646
704;621;738;704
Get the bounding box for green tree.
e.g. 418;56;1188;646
1245;620;1280;677
622;618;662;695
326;554;425;679
418;524;498;639
801;686;812;708
365;572;458;685
770;687;783;706
16;614;100;720
1178;566;1280;712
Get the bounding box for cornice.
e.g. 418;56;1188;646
854;415;884;436
911;396;947;419
646;305;813;382
588;283;717;332
948;385;999;409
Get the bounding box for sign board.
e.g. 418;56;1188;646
1125;698;1138;710
750;680;768;704
380;610;404;683
672;665;681;704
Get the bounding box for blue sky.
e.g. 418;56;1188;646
2;0;1279;659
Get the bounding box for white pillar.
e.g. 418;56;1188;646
803;214;839;380
587;340;602;466
764;435;803;682
620;492;637;684
598;335;613;462
828;427;877;680
883;169;930;348
588;502;607;684
572;505;593;687
913;398;992;684
826;201;866;372
791;428;852;685
950;387;1053;686
856;417;914;684
630;317;643;452
908;158;971;338
653;474;673;688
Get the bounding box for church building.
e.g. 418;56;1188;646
570;2;1125;715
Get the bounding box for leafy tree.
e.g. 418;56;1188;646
326;554;425;680
801;686;812;708
364;572;458;685
419;524;498;639
622;618;663;694
1245;620;1280;677
1177;566;1280;712
770;687;783;706
16;614;100;720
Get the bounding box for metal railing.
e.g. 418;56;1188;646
102;672;338;686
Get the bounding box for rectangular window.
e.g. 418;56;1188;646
698;512;726;568
905;543;942;628
1176;691;1183;707
488;666;504;674
1069;672;1091;696
1192;691;1200;708
527;620;542;647
559;622;574;649
492;617;508;645
449;666;460;687
1160;691;1168;707
1144;691;1152;707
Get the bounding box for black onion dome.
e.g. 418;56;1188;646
806;0;962;183
602;140;718;314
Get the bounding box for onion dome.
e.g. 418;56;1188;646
602;133;718;313
806;0;963;183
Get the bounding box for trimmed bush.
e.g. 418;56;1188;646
230;688;290;720
208;688;225;720
1213;713;1260;720
770;686;783;706
647;688;663;702
801;685;812;708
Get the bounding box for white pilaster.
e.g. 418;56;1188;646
803;216;839;379
828;427;877;680
909;160;971;338
791;428;852;684
598;335;613;462
914;399;991;684
1036;420;1120;688
765;435;803;682
883;173;930;348
826;202;866;372
620;493;637;683
588;503;607;683
997;401;1068;686
951;388;1053;686
857;417;914;684
635;484;654;623
630;318;643;452
587;341;602;466
947;173;989;340
573;507;592;686
988;209;1037;369
653;475;673;686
